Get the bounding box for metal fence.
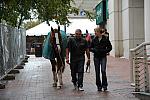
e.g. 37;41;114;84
0;23;26;80
130;42;150;93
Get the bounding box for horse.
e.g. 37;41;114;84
49;26;66;88
42;26;67;89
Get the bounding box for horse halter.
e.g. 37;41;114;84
51;26;61;52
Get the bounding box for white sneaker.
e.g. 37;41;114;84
78;87;84;91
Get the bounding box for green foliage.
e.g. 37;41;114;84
0;0;94;28
22;20;41;30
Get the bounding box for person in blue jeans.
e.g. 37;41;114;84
66;29;90;91
90;27;112;91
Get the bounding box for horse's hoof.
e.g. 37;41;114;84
57;85;62;89
53;83;57;87
60;82;63;85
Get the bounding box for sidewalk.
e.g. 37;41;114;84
0;55;140;100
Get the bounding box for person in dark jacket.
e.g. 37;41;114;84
66;29;90;91
102;28;109;39
90;27;112;91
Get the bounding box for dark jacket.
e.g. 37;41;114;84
90;35;112;58
66;37;88;62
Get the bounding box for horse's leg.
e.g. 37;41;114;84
59;58;65;86
50;59;57;87
57;70;63;88
57;59;63;88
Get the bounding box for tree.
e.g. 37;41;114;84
0;0;95;29
0;0;34;28
23;20;41;30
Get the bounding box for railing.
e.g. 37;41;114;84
0;23;26;80
130;42;150;92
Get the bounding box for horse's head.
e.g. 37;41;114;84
50;26;62;53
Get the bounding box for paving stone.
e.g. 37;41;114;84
0;55;140;100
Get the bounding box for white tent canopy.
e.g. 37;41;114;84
66;19;97;35
26;21;64;36
26;19;97;36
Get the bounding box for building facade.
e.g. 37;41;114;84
95;0;150;59
71;0;150;59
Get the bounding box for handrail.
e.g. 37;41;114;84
130;41;150;93
130;42;150;51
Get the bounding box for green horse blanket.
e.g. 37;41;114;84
42;30;67;60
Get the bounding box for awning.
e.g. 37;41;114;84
66;19;97;34
26;22;64;36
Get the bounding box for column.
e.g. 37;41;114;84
144;0;150;42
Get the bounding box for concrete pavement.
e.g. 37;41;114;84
0;55;140;100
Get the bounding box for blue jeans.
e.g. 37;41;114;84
94;57;108;89
70;60;85;88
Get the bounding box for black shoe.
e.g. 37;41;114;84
97;87;102;91
74;84;77;90
73;83;77;90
